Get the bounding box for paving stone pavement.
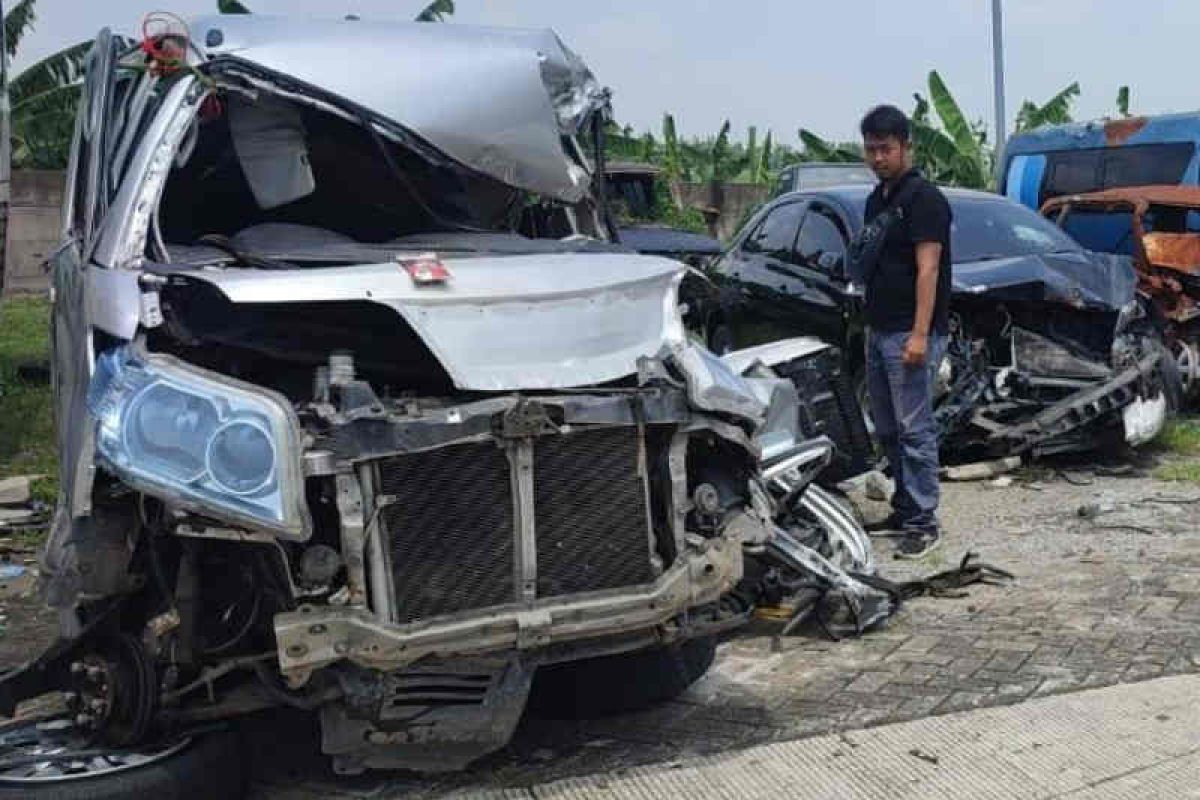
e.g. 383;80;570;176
248;463;1200;798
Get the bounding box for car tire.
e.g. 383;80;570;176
527;636;717;719
0;724;248;800
1153;338;1185;413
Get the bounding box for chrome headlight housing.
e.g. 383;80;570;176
87;346;310;539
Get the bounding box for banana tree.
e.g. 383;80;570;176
1014;82;1080;132
910;70;991;188
4;0;91;290
797;128;860;163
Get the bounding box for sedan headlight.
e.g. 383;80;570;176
87;346;310;539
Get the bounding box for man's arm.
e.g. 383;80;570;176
903;241;941;366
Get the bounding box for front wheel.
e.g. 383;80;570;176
0;719;247;800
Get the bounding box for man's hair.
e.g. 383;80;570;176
860;105;910;143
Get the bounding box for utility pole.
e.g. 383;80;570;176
991;0;1007;163
0;0;10;297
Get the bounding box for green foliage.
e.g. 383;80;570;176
1014;82;1080;132
3;1;90;169
217;0;253;12
414;0;456;22
797;128;859;163
3;0;36;58
1117;85;1131;118
0;296;57;498
752;130;773;185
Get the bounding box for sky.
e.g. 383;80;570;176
8;0;1198;147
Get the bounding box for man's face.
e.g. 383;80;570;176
863;134;910;181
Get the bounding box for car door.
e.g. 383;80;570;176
50;29;121;524
714;200;807;347
769;201;855;349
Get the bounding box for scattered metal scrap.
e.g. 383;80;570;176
770;553;1014;649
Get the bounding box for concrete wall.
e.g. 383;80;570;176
4;170;65;295
671;181;769;241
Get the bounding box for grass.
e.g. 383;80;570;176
1152;417;1200;483
0;295;57;505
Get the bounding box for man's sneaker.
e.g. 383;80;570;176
893;526;942;560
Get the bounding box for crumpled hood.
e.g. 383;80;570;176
952;251;1136;312
177;253;686;391
193;14;604;202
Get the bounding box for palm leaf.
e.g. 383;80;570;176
798;128;859;163
1117;85;1130;118
217;0;253;13
1022;82;1080;130
3;0;37;58
799;128;837;161
8;40;90;106
415;0;455;22
928;71;976;157
11;82;80;123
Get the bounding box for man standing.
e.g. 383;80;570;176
858;105;952;559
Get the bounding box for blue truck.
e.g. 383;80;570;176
999;112;1200;253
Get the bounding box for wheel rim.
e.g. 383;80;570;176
0;718;191;784
1173;340;1199;397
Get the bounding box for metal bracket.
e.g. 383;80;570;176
509;440;537;603
515;609;553;649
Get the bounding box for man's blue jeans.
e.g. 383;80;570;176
865;328;947;530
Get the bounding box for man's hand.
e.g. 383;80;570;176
903;331;928;366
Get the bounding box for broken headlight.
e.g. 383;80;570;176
87;346;309;539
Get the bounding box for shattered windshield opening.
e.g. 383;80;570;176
156;83;602;266
952;198;1083;262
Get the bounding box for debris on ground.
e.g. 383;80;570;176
989;476;1014;489
0;477;37;506
943;457;1022;482
0;509;37;527
864;471;894;501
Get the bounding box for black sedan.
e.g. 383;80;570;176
708;185;1177;458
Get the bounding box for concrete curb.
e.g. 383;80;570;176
447;674;1200;799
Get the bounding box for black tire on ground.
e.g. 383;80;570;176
527;636;717;719
0;727;248;800
1152;338;1185;413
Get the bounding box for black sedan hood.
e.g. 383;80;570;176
618;225;723;256
951;251;1136;312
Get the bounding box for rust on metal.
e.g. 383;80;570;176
1040;185;1200;323
1143;233;1200;275
1104;116;1148;146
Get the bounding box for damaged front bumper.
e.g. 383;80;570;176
275;532;744;686
944;347;1168;457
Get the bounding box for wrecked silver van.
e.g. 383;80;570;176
0;16;883;793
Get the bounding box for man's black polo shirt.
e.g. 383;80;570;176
863;169;952;334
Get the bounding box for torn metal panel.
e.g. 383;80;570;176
174;253;686;391
192;14;603;202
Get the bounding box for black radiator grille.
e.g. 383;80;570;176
775;347;872;484
533;427;657;598
378;442;514;624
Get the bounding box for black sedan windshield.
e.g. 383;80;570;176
951;198;1082;262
